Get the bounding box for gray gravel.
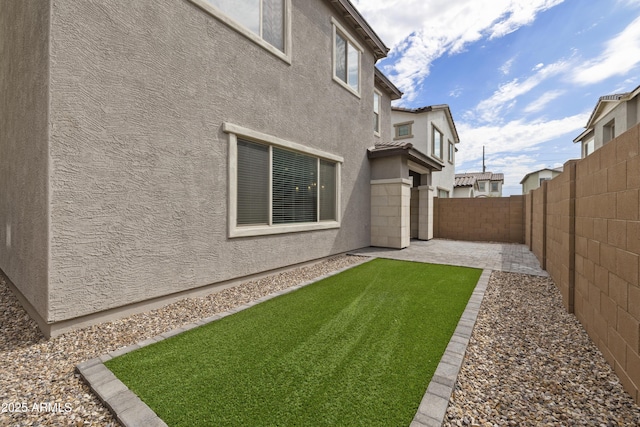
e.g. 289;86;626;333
444;271;640;427
3;260;639;426
0;255;366;426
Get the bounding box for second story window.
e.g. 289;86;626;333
448;141;454;164
432;126;443;159
207;0;284;50
374;91;381;134
394;121;413;140
332;18;361;96
478;182;486;191
491;181;499;193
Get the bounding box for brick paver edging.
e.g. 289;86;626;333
410;269;491;427
76;260;489;427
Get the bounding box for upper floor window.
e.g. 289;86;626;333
191;0;290;61
394;121;413;140
448;141;454;164
491;181;499;193
603;119;615;144
373;91;381;135
332;18;362;96
432;126;443;160
584;138;594;157
478;181;486;191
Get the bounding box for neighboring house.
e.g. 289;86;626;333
452;174;479;198
0;0;408;337
453;172;504;197
389;105;459;240
391;105;460;197
573;85;640;158
520;167;563;194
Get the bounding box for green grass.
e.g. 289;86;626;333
105;259;481;426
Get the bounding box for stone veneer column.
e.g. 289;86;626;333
418;185;434;240
371;178;411;249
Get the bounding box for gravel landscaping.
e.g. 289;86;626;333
2;257;639;426
444;271;640;427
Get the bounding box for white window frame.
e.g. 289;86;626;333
448;140;454;164
432;125;443;160
225;123;342;238
332;17;362;98
478;181;486;192
374;90;382;136
491;181;499;193
189;0;292;64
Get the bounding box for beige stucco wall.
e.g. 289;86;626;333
44;0;380;323
0;0;50;322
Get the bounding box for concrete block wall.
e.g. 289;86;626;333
527;123;640;404
371;179;411;249
433;196;524;243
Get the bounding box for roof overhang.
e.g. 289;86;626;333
327;0;389;60
367;142;443;171
374;68;402;100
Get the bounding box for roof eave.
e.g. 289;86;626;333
327;0;389;61
374;68;402;100
367;145;444;171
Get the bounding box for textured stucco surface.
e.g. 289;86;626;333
0;0;50;320
47;0;379;322
391;109;457;195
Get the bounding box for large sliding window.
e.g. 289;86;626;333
191;0;290;61
226;123;342;237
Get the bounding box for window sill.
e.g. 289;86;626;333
393;135;414;141
189;0;292;65
332;76;361;99
229;221;340;238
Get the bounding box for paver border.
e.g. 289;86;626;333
76;258;489;427
409;269;491;426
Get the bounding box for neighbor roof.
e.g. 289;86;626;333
367;141;443;171
574;84;640;142
454;172;504;187
519;167;563;184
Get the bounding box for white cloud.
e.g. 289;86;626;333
455;113;586;195
572;15;640;85
353;0;565;101
470;60;570;123
500;58;516;75
455;112;588;166
523;90;566;114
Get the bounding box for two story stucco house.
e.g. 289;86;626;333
453;172;504;197
573;85;640;158
520;167;563;194
388;105;459;241
0;0;407;337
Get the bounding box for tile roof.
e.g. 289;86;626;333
454;172;504;187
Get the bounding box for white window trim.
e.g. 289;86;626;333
189;0;292;64
448;140;454;164
432;125;443;160
224;123;342;238
374;89;382;136
331;17;362;98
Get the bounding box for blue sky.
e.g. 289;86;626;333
353;0;640;195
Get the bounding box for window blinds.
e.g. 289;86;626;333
237;139;269;225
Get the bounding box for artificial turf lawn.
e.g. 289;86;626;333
105;258;481;426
